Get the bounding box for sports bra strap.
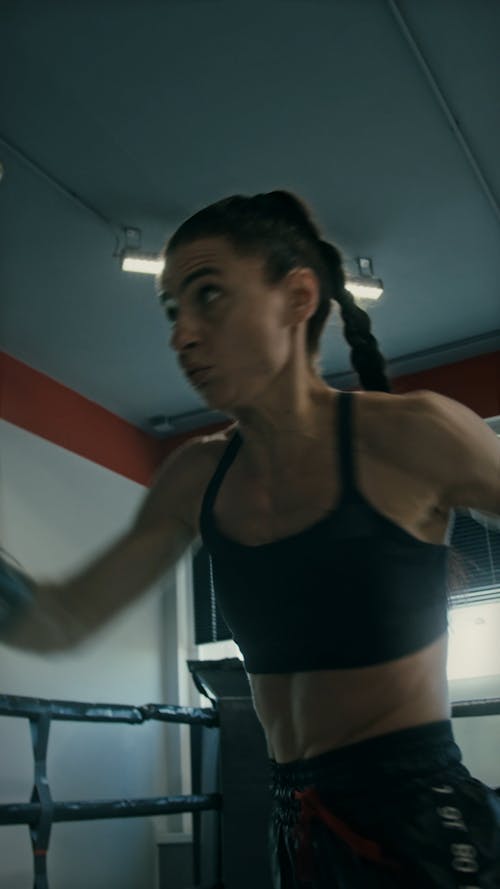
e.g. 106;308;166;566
337;391;359;503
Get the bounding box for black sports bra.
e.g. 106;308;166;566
199;392;451;673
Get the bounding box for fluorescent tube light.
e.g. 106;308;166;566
346;277;383;301
121;252;165;275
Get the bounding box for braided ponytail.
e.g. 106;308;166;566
318;240;391;394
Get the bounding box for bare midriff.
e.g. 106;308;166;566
188;389;453;764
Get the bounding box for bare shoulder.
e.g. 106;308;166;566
375;388;484;499
365;388;432;432
394;389;500;513
360;389;450;481
142;426;237;536
357;390;410;454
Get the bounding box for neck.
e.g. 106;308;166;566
232;382;337;475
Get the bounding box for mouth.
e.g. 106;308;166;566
188;367;213;384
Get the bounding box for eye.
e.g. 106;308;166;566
164;301;177;323
159;293;177;323
164;284;221;324
197;284;222;308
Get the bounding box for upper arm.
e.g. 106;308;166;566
411;390;500;514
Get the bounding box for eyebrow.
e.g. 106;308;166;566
159;266;222;304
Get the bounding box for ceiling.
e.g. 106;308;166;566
1;0;500;437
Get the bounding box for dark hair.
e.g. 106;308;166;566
165;190;390;392
164;190;465;603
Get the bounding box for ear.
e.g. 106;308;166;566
285;267;321;323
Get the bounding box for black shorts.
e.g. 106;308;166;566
268;720;500;888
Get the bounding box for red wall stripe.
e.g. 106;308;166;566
0;353;228;486
1;350;499;488
391;350;500;418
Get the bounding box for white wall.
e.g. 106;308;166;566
0;419;199;889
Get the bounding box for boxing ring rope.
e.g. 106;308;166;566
0;692;499;889
0;694;221;889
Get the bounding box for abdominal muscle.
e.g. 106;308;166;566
249;632;451;763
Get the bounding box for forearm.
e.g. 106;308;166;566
1;572;82;653
2;526;184;654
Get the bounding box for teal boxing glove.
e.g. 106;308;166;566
0;554;35;634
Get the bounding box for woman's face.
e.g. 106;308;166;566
160;237;319;413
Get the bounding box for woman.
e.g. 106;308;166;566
2;190;500;886
160;191;500;887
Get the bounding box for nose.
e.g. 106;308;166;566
169;316;203;357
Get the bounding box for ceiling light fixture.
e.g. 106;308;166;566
346;258;383;301
121;252;165;275
119;226;165;275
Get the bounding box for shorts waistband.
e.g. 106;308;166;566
269;719;466;794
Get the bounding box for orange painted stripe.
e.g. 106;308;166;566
1;350;499;488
